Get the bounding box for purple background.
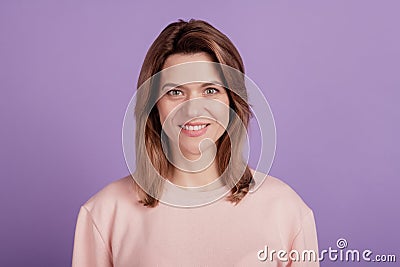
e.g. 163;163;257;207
1;1;399;266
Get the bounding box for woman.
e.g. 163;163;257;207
72;19;319;266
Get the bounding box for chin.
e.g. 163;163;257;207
184;143;218;159
179;145;202;159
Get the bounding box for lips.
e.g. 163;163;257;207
179;123;208;131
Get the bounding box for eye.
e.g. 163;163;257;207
204;87;219;95
166;89;184;96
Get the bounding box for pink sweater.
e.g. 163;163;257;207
72;175;319;266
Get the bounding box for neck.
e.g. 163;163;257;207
167;160;221;187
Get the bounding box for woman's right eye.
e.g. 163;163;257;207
166;89;183;96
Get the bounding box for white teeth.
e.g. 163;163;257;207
180;124;207;131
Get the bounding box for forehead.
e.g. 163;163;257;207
160;53;223;86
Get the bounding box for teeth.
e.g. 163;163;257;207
180;124;207;131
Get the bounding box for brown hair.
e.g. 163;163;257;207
134;19;253;207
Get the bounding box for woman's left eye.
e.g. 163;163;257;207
204;88;219;95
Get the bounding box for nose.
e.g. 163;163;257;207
182;97;204;118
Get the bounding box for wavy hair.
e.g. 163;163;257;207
134;19;254;207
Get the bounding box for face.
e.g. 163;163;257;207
156;53;230;161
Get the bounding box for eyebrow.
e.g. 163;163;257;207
161;81;224;91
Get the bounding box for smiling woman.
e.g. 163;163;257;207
72;19;320;266
157;59;231;187
133;26;254;205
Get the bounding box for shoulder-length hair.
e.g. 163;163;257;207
134;19;253;207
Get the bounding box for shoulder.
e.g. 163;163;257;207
249;171;313;219
74;176;146;255
82;175;141;215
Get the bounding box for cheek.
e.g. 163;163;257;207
218;95;231;125
156;100;176;126
156;103;166;126
206;104;230;132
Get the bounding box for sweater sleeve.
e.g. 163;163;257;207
72;206;113;267
290;210;320;267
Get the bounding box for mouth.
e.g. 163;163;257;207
178;122;210;137
179;123;210;131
